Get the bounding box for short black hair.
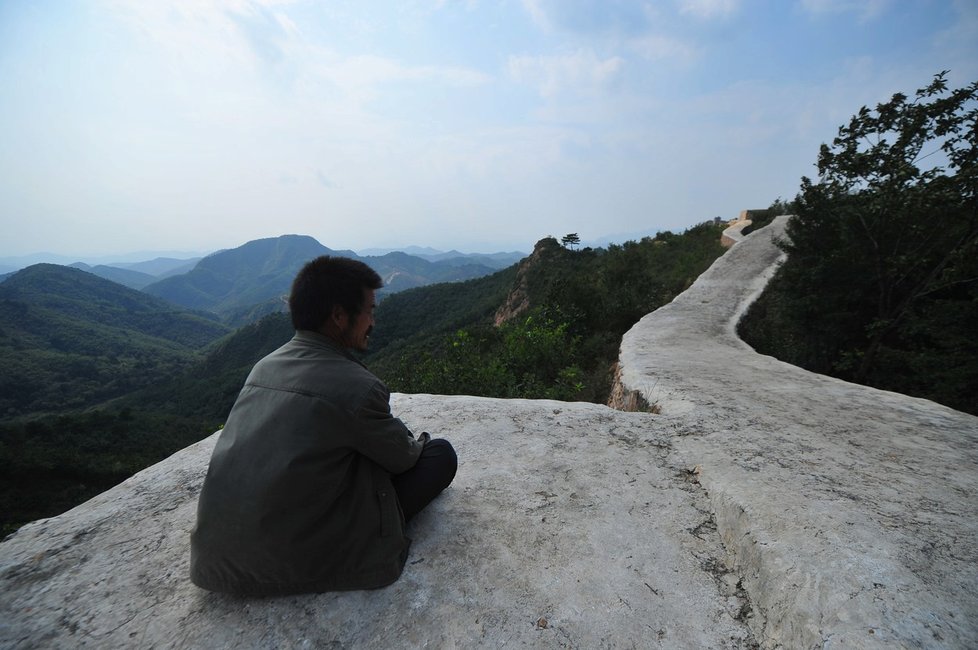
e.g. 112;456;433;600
289;256;383;331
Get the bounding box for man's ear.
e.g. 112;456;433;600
330;304;348;328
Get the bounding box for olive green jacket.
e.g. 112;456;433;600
189;330;424;596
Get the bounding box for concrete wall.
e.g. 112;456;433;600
615;216;978;648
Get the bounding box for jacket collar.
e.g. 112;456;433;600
292;330;367;368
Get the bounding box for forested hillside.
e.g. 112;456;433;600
0;264;237;536
367;221;728;403
0;264;229;417
0;311;292;538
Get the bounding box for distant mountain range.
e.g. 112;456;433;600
358;246;526;266
0;251;207;275
138;235;525;324
0;243;524;276
0;234;528;415
64;262;195;290
1;235;526;326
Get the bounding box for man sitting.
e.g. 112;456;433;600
190;256;457;595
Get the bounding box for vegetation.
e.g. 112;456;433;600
368;222;728;402
0;408;220;538
366;267;518;352
0;265;286;536
0;264;229;417
375;308;587;401
739;72;978;415
561;233;581;249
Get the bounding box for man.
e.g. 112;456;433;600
190;256;457;596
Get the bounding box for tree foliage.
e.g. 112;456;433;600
370;222;728;402
380;308;585;401
0;312;295;537
561;233;581;249
739;72;978;414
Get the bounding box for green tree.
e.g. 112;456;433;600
741;72;978;413
561;233;581;249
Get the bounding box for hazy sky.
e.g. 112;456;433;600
1;0;976;258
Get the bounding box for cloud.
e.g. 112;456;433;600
626;34;698;63
227;3;298;65
933;0;978;77
798;0;891;22
508;50;624;98
324;54;488;88
98;0;305;79
520;0;655;37
316;170;336;188
100;0;488;120
677;0;739;19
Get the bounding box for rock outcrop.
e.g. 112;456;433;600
2;217;976;648
492;236;561;326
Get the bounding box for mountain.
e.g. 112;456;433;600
0;310;293;536
141;235;342;318
362;251;499;293
0;264;230;417
109;257;202;278
358;247;525;269
358;245;447;257
69;263;158;290
0;250;209;275
2;256;204;288
142;234;515;325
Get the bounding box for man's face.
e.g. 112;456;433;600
341;288;376;352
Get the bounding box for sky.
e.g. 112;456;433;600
1;0;976;260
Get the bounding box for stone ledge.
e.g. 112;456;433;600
1;398;757;648
616;216;978;648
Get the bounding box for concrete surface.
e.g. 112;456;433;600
0;399;756;648
618;216;978;648
1;216;976;648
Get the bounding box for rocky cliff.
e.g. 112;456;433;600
2;217;976;649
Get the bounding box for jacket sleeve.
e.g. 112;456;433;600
350;380;424;474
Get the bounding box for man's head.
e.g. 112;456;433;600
289;256;383;351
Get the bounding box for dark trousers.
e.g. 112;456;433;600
391;438;457;523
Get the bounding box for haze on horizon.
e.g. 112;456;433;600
1;0;976;259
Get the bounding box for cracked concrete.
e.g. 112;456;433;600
1;216;975;648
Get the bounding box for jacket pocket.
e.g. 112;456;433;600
377;487;401;538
